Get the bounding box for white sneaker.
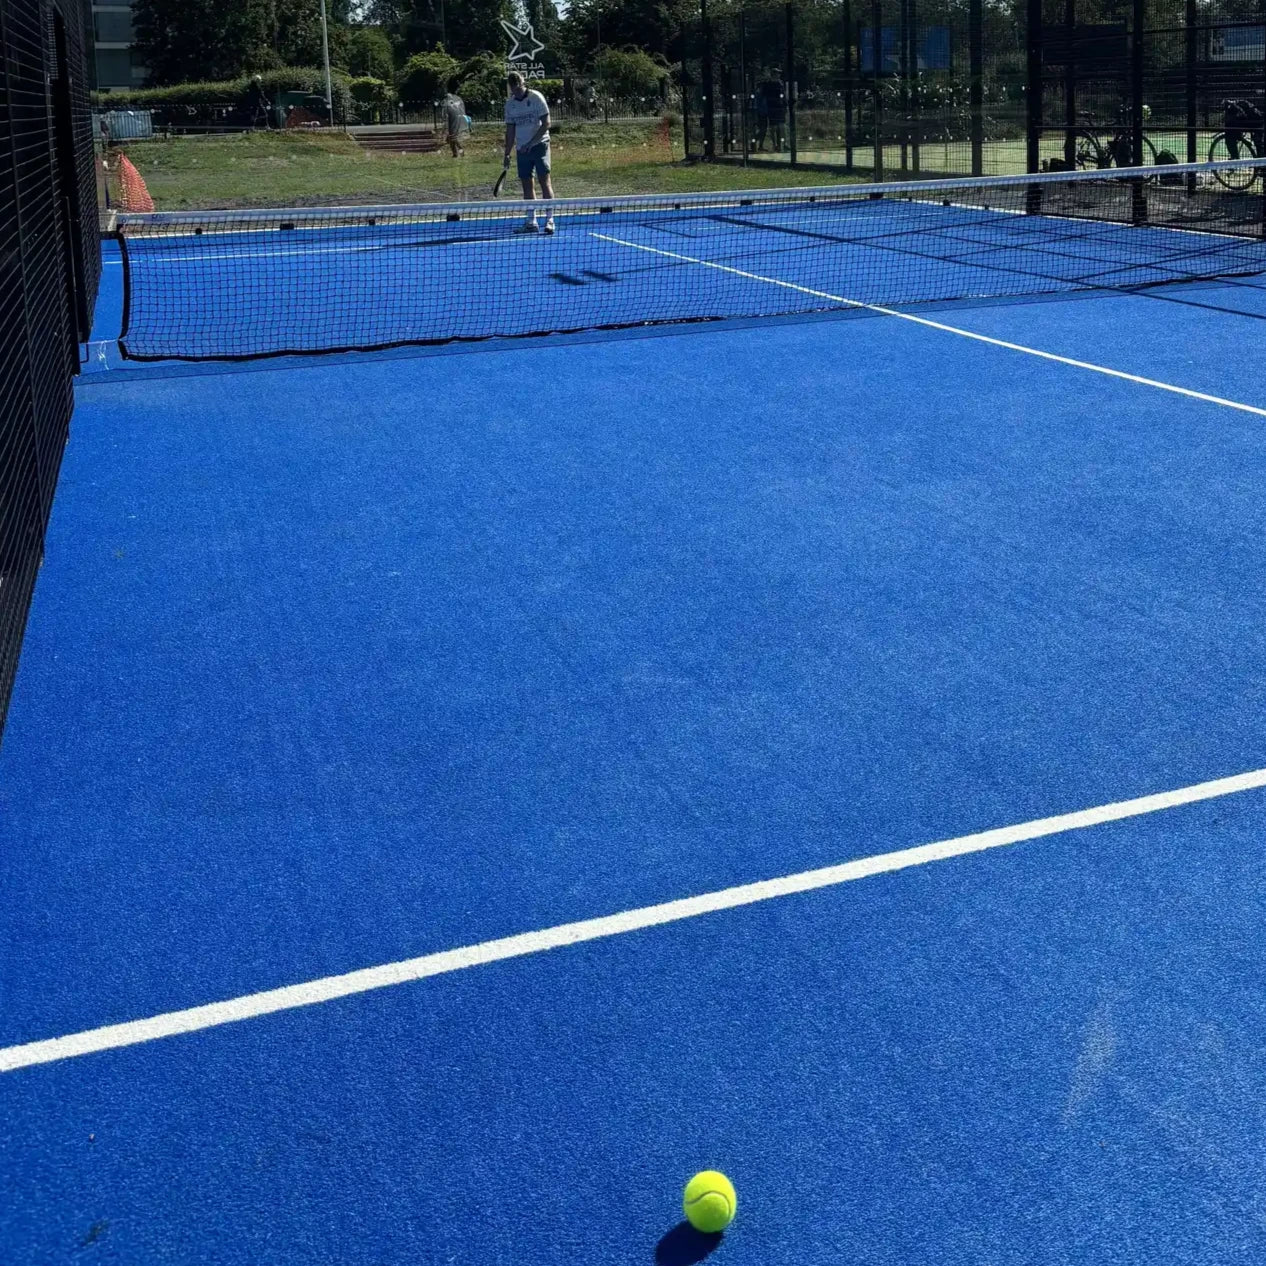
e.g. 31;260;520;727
514;219;539;234
543;217;556;235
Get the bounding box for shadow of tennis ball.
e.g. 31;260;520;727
654;1221;724;1265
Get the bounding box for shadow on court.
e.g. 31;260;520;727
655;1221;724;1264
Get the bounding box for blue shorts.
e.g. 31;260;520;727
516;142;551;182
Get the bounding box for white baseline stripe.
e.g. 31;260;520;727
592;233;1266;419
3;766;1265;1074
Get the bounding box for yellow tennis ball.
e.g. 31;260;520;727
682;1170;737;1233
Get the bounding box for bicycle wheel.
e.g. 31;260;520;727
1106;133;1159;172
1072;130;1107;170
1209;132;1259;191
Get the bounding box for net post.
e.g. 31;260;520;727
969;0;984;176
1130;176;1147;226
1025;0;1041;172
786;3;797;164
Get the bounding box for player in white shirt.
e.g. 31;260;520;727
502;72;554;235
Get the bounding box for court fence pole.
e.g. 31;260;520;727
1130;0;1144;168
786;2;797;163
908;0;920;171
739;12;749;164
1128;0;1146;225
1063;0;1076;169
1184;0;1196;178
872;0;884;178
1025;0;1041;175
1261;0;1266;234
898;0;909;170
970;0;983;175
843;0;855;170
701;0;715;158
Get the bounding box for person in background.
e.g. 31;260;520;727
502;72;554;235
442;79;467;157
753;76;769;150
248;74;273;130
765;76;786;151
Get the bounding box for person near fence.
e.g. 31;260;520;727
753;78;769;150
443;80;467;158
248;75;274;130
503;72;554;235
764;77;786;152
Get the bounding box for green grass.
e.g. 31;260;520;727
108;121;867;211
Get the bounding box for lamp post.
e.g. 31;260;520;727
319;0;334;127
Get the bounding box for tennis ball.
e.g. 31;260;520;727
682;1170;737;1233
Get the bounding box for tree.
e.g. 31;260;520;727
396;45;459;102
594;48;668;98
455;50;507;111
524;0;560;66
397;0;515;59
133;0;356;85
347;26;396;78
556;0;693;73
272;0;351;69
133;0;274;84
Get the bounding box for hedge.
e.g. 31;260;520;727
92;67;354;119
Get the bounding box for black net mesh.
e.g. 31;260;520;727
115;160;1266;363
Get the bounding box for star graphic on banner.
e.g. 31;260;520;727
501;18;545;62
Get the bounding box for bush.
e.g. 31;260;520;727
349;76;395;122
456;52;508;113
347;28;395;82
93;67;354;120
396;46;459;105
593;48;668;99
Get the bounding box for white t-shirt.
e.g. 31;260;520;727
505;89;550;150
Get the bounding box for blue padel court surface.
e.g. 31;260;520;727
6;256;1266;1264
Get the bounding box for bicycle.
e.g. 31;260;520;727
1208;100;1263;191
1071;109;1158;173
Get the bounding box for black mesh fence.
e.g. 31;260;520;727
1023;0;1266;176
686;0;1266;180
687;0;1029;174
0;0;100;744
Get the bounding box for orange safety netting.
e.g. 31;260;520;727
115;154;155;213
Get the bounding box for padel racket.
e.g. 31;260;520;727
493;163;510;196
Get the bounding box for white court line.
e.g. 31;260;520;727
592;233;1266;419
3;766;1265;1075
